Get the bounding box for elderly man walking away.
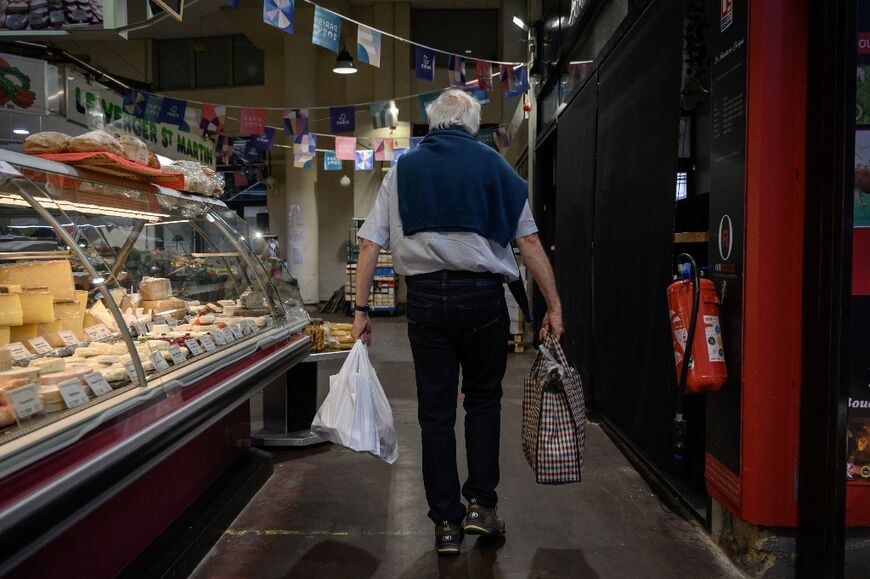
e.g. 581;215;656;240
352;89;564;555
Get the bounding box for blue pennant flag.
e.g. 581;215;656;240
415;46;436;81
330;106;356;133
312;5;340;53
158;97;187;127
324;151;344;171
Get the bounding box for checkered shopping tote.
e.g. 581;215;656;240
522;334;586;484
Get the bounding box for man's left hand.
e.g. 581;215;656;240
352;312;372;345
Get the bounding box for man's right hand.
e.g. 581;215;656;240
540;308;564;341
352;312;372;346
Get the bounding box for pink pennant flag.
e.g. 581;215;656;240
335;136;358;161
374;138;395;161
476;62;493;90
239;108;266;135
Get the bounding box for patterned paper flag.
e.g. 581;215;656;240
504;66;530;98
312;5;340;53
409;137;424;150
158;97;187;127
499;64;516;95
123;89;147;118
239;108;266;135
494;127;511;151
294;132;316;156
324;151;343;171
448;56;466;87
253;127;276;151
419;91;442;119
476;61;493;90
357;25;381;68
217;135;235;164
335;136;357;160
330;106;355;133
263;0;294;32
370;100;398;130
294;154;314;168
415;46;436;81
471;89;490;105
283;108;308;136
243;140;262;162
373;138;395;161
355;149;374;171
200;104;226;135
391;148;408;166
143;95;163;122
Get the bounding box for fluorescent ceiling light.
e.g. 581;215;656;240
12;129;30;136
512;16;529;31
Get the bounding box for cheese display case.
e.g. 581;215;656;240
0;149;311;577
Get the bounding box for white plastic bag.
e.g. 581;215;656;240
311;340;399;464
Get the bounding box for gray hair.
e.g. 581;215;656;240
426;89;481;135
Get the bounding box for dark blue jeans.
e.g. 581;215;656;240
405;272;509;525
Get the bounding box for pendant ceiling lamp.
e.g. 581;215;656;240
333;47;357;75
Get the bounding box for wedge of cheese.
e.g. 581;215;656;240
0;261;76;302
9;324;37;344
19;291;55;324
140;278;171;301
141;298;187;320
36;321;63;338
0;294;23;327
30;357;65;374
55;290;88;339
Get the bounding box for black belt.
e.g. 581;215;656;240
407;270;504;282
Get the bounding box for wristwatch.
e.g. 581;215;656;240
354;304;371;313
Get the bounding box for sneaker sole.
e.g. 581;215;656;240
463;523;505;536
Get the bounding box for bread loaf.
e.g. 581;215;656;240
23;132;70;154
118;134;150;166
67;130;124;157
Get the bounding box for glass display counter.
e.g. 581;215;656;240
0;149;311;577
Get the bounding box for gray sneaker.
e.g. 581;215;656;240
463;499;506;536
435;521;463;555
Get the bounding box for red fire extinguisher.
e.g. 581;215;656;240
667;254;727;394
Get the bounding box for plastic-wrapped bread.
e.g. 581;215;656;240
67;130;124;156
117;134;150;166
0;405;16;427
22;131;70;154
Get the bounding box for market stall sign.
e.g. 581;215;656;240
66;73;215;169
0;53;59;116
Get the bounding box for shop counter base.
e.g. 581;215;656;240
252;351;350;448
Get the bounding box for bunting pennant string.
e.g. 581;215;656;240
301;0;523;66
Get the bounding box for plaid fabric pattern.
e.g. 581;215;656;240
522;335;586;484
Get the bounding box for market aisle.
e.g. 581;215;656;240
191;316;743;579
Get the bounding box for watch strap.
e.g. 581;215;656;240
355;304;371;313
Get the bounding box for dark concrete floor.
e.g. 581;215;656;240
191;315;744;579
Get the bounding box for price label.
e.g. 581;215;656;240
199;335;216;352
184;338;204;356
167;318;179;327
124;362;139;385
58;379;89;409
57;331;80;347
240;320;253;336
146;322;155;333
222;328;236;343
84;372;113;396
5;342;31;361
131;322;147;337
27;337;53;355
154;316;168;325
168;344;187;365
84;324;111;341
230;324;243;340
150;351;170;372
7;385;41;419
212;330;226;346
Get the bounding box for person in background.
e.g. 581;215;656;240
353;89;564;556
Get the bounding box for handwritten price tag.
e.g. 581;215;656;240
184;338;204;356
212;330;226;346
5;342;31;361
28;337;53;355
150;351;170;372
168;344;187;365
199;335;216;352
57;331;80;347
58;379;89;409
124;362;139;385
84;372;113;396
8;385;41;419
84;324;111;341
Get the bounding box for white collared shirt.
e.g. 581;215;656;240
357;166;538;281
